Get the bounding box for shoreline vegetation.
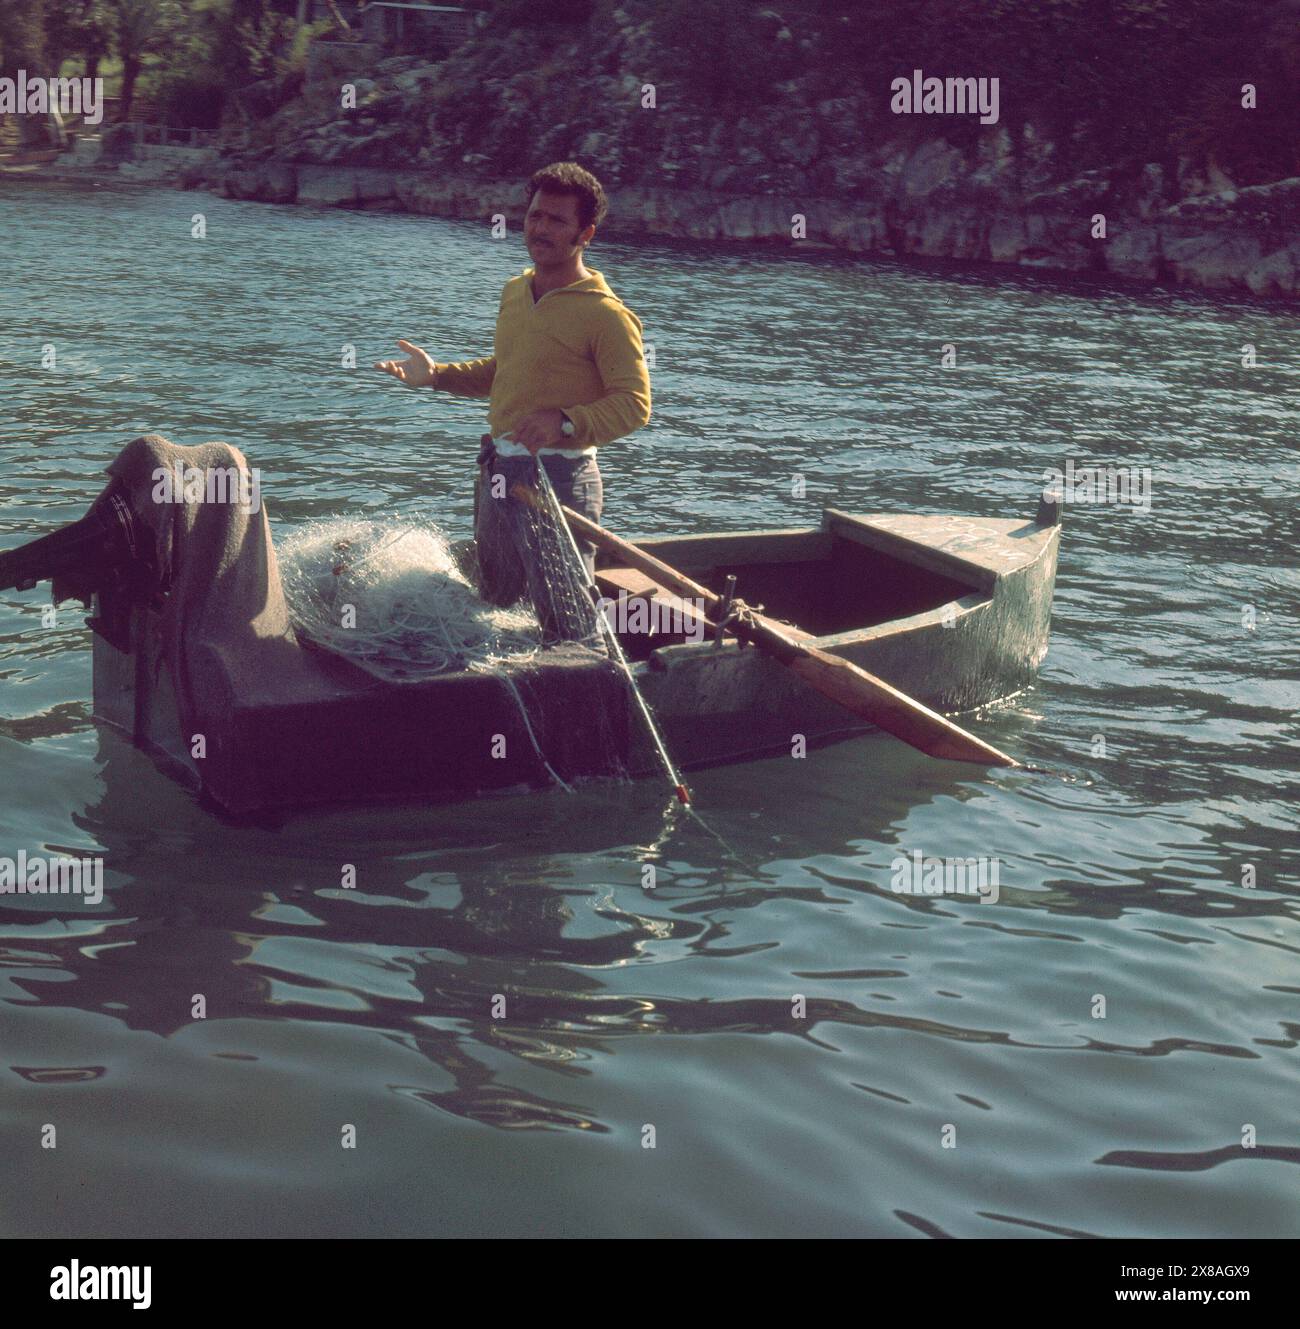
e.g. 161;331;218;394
2;0;1298;299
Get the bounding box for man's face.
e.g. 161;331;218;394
525;190;592;263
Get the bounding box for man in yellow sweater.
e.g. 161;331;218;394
375;162;651;616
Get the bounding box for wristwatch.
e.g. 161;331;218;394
560;412;575;438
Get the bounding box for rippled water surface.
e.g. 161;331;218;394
1;179;1297;1238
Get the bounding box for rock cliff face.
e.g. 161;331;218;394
200;148;1300;300
176;7;1299;301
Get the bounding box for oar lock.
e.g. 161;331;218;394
709;574;761;648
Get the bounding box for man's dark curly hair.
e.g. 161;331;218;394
525;162;609;232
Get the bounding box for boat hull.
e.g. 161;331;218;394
89;505;1058;815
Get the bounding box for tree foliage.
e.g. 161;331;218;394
652;0;1299;184
0;0;47;75
9;0;1295;184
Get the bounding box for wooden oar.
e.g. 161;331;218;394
510;484;1018;769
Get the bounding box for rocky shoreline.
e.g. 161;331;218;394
6;0;1298;302
11;133;1298;301
201;153;1300;300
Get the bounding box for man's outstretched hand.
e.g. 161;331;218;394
374;339;436;388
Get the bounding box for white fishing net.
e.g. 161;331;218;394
278;518;543;680
276;486;650;791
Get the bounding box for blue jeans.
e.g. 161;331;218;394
474;447;604;639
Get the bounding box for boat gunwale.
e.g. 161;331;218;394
616;526;830;567
624;507;1058;671
208;511;1054;704
628;509;1056;595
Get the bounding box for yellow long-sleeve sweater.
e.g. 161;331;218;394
431;267;651;448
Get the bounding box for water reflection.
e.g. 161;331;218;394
2;182;1298;1234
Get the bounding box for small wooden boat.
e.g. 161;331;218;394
0;437;1060;816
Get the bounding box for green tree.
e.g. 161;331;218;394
1;0;55;149
209;0;302;87
109;0;182;121
44;0;113;78
0;0;46;76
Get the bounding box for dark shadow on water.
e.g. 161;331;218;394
8;713;1283;1134
0;722;981;1130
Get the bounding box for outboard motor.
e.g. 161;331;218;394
0;484;157;649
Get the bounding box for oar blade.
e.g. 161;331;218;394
785;649;1019;768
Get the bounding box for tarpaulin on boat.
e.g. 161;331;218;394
97;434;347;754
